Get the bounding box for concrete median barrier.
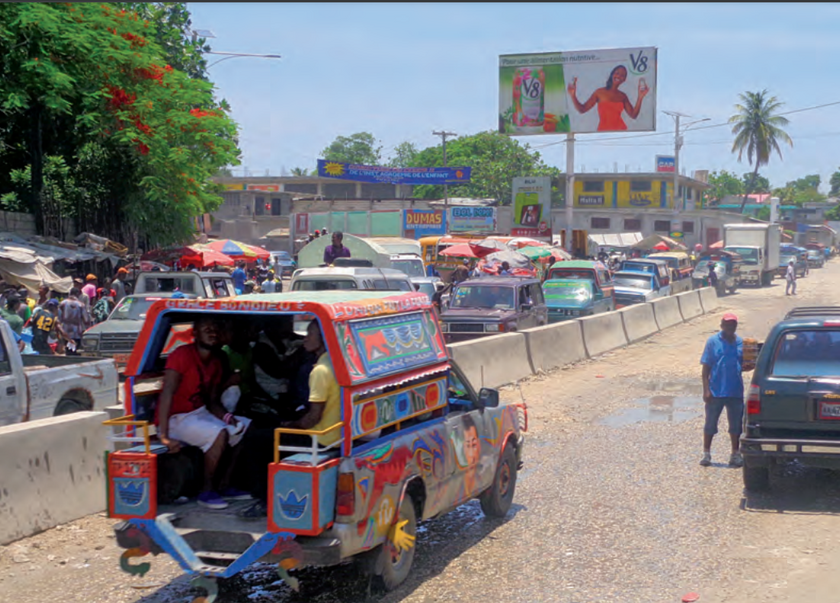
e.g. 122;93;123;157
651;296;683;330
0;412;109;545
670;279;693;295
523;321;588;373
697;287;720;313
579;312;628;357
619;303;660;343
447;332;533;389
676;291;704;320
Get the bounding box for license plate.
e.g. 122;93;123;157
818;401;840;420
114;353;130;366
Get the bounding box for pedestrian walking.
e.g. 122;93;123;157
111;267;129;303
785;259;797;295
699;312;748;468
57;288;87;355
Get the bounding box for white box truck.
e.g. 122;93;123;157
723;223;781;287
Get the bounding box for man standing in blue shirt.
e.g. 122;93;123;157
232;262;247;295
700;312;747;468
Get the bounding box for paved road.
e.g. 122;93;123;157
3;263;840;602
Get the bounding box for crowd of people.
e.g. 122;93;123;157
0;268;132;355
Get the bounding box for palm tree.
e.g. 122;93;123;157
290;167;309;177
729;90;793;214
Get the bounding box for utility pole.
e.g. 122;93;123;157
663;111;710;231
432;130;457;214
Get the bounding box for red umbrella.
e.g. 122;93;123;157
709;240;724;249
652;241;670;251
439;242;497;259
180;245;235;268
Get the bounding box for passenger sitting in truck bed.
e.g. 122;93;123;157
239;319;340;518
157;315;252;510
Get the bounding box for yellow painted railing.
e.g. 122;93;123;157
273;422;344;463
103;415;152;454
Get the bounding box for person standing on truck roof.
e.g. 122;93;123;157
157;316;252;510
785;259;797;296
323;231;351;266
700;313;747;468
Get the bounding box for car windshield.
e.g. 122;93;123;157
543;280;593;308
623;262;655;274
111;297;158;320
772;329;840;377
391;259;426;278
293;279;358;291
451;285;515;310
548;269;595;281
415;282;436;298
614;274;654;290
725;247;758;263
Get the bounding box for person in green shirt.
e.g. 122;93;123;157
0;295;25;335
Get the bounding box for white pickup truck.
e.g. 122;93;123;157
0;321;119;426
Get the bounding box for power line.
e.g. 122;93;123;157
531;97;840;149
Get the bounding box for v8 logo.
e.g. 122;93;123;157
629;50;649;74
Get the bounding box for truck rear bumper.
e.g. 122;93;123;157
741;437;840;469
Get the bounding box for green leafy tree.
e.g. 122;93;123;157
729;90;793;213
0;2;240;245
783;174;825;206
290;167;309;176
387;141;419;169
771;186;793;204
741;172;770;193
321;132;382;165
830;169;840;197
407;131;561;204
706;170;743;205
754;205;771;221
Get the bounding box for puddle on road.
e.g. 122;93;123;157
600;396;703;428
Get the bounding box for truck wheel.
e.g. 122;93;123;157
379;494;417;591
54;397;90;416
479;445;518;518
743;464;770;492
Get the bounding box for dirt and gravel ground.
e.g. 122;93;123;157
2;262;840;603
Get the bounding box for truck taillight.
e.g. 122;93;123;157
747;384;761;415
336;472;355;516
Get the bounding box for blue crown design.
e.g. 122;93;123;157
117;480;146;506
277;490;308;520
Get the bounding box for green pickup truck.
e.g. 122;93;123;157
741;307;840;491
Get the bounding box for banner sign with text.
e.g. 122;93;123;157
318;160;471;185
403;209;447;238
448;206;497;233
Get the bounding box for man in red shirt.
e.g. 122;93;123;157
157;316;251;509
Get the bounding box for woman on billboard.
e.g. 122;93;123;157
566;65;650;131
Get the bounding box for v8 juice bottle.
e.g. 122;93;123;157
513;66;545;131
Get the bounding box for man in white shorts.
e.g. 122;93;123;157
157;316;251;509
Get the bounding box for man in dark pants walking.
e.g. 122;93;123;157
700;312;748;467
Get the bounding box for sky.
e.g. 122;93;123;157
189;2;840;192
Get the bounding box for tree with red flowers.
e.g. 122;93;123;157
0;2;240;246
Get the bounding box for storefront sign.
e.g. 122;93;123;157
448;206;497;233
656;155;675;173
403;209;446;238
512;176;552;239
578;195;605;206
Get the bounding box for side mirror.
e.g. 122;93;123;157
477;387;500;409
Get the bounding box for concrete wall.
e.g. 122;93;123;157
697;287;719;313
0;412;109;545
578;312;629;357
651;296;684;329
676;291;704;320
523;321;588;372
619;303;660;343
0;211;37;237
447;333;533;390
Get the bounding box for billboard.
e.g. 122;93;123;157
449;206;497;233
656;155;675;173
511;177;551;238
499;47;657;135
403;209;446;238
317;160;471;185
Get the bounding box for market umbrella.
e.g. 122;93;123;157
508;237;546;249
206;239;271;260
631;234;687;252
475;239;509;251
518;245;553;260
549;246;573;261
486;249;532;269
180;245;235;268
652;241;670;251
709;240;724;249
439;242;497;259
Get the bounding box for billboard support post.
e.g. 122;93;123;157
432;130;457;221
673;113;681;219
565;134;575;254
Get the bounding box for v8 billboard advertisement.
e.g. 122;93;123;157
499;47;657;136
